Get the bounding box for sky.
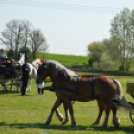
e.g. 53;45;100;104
0;0;134;56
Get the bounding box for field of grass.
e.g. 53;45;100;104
37;53;89;68
0;72;134;134
36;53;134;74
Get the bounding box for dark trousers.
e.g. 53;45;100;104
21;75;29;95
38;88;44;95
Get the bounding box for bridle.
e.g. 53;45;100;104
37;72;45;80
37;64;48;82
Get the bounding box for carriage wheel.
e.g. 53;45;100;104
130;112;134;124
0;78;5;90
4;78;13;91
13;76;22;93
129;102;134;124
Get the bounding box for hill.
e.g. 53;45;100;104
37;53;89;68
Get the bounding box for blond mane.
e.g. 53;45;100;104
46;60;77;77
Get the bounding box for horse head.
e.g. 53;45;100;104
18;53;25;65
36;60;77;84
36;62;49;84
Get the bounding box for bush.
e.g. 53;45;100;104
19;46;32;59
88;57;94;67
93;52;116;70
7;49;14;58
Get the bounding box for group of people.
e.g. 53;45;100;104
21;57;44;96
0;48;44;96
20;56;45;96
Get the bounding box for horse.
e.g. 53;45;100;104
26;59;77;123
18;53;25;66
36;60;134;128
25;59;48;92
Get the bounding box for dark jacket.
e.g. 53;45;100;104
22;63;29;77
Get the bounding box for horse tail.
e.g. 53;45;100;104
113;79;134;112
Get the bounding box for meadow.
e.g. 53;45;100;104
37;53;89;68
0;71;134;134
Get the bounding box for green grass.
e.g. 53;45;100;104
37;53;89;68
0;72;134;134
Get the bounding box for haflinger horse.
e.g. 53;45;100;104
36;60;134;128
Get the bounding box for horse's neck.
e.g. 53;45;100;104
28;63;37;78
49;71;66;85
18;56;25;65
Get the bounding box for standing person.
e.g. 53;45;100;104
37;59;46;96
21;57;30;96
37;82;44;96
0;49;7;65
0;49;7;58
0;49;8;74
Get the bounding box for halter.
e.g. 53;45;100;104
37;61;47;82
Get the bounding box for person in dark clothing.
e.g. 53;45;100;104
21;57;30;96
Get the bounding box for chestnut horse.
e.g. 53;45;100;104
36;60;134;128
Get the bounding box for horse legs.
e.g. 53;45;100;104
93;101;104;125
55;108;63;122
45;98;62;126
101;107;110;128
63;100;76;127
112;106;120;128
62;102;70;125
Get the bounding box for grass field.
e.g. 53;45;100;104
37;53;89;68
0;72;134;134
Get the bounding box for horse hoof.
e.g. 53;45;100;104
92;121;100;125
62;120;69;125
71;122;76;127
57;114;63;122
45;120;50;126
113;119;120;129
101;124;107;129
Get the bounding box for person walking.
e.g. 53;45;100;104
21;57;30;96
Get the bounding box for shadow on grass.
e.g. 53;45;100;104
0;90;19;95
0;122;134;133
0;90;36;96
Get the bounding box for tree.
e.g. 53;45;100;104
93;52;116;70
102;38;120;60
110;8;134;71
0;19;32;57
21;20;32;56
88;41;105;65
30;29;48;59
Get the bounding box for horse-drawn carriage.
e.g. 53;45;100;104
0;57;22;92
36;60;134;128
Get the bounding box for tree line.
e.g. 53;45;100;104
88;8;134;71
0;19;49;59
